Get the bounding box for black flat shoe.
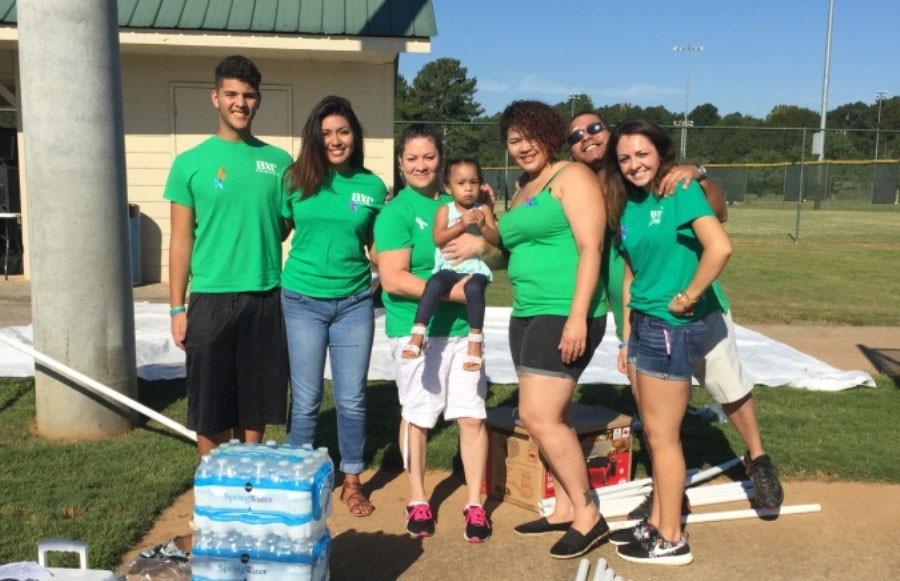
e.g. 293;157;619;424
549;516;610;559
513;517;573;536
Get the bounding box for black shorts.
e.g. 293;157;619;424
185;288;288;434
508;315;606;381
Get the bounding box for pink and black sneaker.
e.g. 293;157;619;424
405;502;435;537
463;504;492;543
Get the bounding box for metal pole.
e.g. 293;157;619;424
18;0;137;438
875;91;888;160
814;0;835;210
674;45;703;159
792;129;807;243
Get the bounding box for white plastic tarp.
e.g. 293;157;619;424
0;303;875;391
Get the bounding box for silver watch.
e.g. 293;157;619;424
696;164;708;181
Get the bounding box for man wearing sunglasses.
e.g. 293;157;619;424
568;111;784;512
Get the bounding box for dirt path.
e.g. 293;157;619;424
120;471;899;580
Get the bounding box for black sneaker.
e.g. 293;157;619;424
549;516;610;559
609;519;655;546
627;490;692;520
616;529;694;566
463;504;492;543
405;502;435;537
746;453;784;508
513;517;572;537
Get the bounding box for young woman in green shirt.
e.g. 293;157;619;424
606;120;733;565
281;96;387;517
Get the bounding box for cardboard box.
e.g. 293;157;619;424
484;403;633;512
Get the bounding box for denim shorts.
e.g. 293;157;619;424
627;311;705;381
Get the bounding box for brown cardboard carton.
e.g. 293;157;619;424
484;403;633;512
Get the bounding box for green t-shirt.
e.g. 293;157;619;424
373;187;469;338
163;136;291;293
281;169;387;298
603;234;627;341
498;190;607;318
620;180;721;325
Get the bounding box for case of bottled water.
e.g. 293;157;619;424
192;441;334;580
191;530;330;581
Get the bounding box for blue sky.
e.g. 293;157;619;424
399;0;900;119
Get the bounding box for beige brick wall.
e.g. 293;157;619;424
13;51;397;282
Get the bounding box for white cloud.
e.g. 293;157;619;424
477;79;511;93
477;74;680;103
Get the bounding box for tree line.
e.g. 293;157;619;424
396;58;900;167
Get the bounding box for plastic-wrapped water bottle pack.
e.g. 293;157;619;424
191;440;334;580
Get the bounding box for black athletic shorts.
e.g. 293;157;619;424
184;288;288;434
508;315;607;381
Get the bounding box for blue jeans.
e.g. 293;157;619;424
627;311;705;381
282;287;374;474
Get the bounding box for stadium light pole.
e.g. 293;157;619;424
673;44;703;159
568;93;586;118
812;0;835;210
875;90;888;160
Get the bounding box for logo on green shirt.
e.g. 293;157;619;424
351;192;375;206
649;208;663;226
214;166;226;190
415;217;429;230
255;160;278;176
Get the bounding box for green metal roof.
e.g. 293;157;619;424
0;0;437;38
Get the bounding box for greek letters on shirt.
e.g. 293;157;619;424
415;217;429;230
255;160;278;176
350;191;375;212
649;207;663;226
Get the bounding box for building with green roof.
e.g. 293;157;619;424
0;0;435;281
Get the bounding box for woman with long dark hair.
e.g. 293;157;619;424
281;95;387;517
605;119;732;565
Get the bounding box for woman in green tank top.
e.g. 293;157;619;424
497;101;611;559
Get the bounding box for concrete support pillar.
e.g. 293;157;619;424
17;0;137;438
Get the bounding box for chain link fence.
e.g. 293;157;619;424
395;121;900;238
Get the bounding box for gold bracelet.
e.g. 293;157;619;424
675;291;697;305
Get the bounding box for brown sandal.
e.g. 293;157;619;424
341;481;375;517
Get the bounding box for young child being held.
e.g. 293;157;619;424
403;158;499;371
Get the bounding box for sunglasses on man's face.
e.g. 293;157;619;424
567;122;608;147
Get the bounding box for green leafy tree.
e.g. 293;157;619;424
395;58;485;161
690;103;720;126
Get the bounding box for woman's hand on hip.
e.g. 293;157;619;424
558;316;587;364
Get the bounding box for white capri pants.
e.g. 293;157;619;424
694;310;754;405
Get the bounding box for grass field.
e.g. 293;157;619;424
2;372;899;569
1;206;898;569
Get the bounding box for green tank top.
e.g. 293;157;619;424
499;166;607;318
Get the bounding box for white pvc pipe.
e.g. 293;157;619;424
595;456;741;499
591;558;607;581
608;503;822;531
0;334;197;442
542;480;755;517
574;558;590;581
599;486;754;519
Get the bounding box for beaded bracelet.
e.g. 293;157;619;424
169;305;187;316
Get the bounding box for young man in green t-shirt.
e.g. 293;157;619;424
568;111;783;510
164;56;292;456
